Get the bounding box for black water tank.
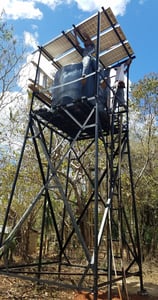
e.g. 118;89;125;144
52;61;110;111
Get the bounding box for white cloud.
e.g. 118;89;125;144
1;0;130;20
35;0;63;10
0;0;43;20
24;31;38;50
74;0;131;16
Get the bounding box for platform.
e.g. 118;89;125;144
34;98;110;140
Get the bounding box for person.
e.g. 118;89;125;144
73;29;109;91
73;29;95;83
114;63;126;108
114;59;132;108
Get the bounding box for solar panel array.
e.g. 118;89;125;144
42;7;134;68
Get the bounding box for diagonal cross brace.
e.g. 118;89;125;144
33;121;91;264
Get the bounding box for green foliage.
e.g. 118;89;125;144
0;13;25;106
0;15;29;164
130;73;158;258
132;73;158;99
131;73;158;119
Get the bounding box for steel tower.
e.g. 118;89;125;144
0;7;145;300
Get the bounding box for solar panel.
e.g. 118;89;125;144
56;49;81;66
74;7;117;39
100;42;133;67
42;7;134;68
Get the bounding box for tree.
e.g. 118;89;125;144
130;73;158;258
0;16;37;260
0;13;26;109
0;13;30;165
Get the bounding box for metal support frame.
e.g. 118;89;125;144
0;10;145;300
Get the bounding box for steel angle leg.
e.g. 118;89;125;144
29;121;64;254
0;120;31;254
32;122;91;264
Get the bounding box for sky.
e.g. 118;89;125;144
0;0;158;83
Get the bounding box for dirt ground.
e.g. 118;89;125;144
0;262;157;299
